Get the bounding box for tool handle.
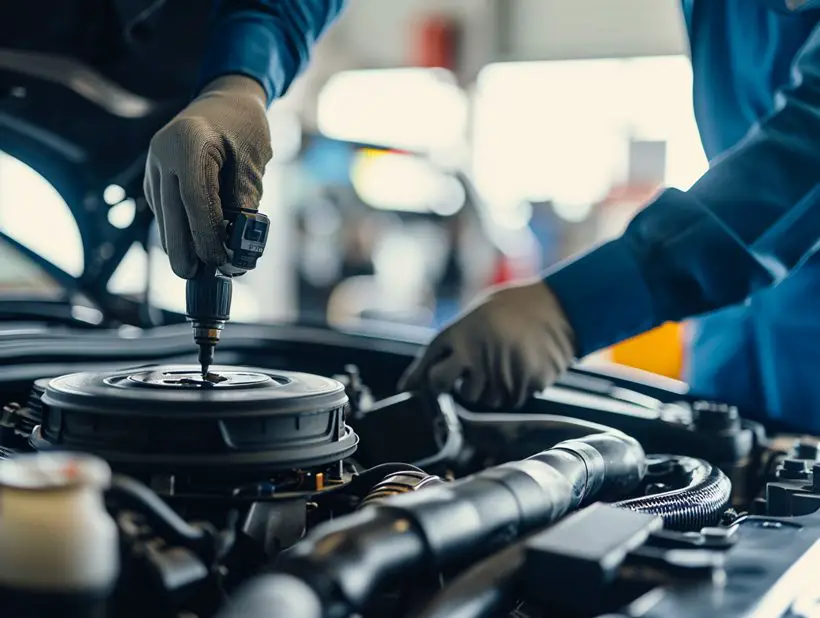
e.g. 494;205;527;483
223;207;270;272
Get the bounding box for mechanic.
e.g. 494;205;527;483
402;2;820;428
144;1;820;428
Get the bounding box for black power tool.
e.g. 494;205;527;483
185;207;270;377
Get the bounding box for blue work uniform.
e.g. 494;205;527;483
197;0;347;106
195;1;820;428
546;2;820;431
683;1;820;426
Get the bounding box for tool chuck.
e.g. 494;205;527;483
184;207;270;377
186;266;232;377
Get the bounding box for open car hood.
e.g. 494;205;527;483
0;1;212;310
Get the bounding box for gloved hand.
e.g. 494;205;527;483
398;278;576;409
144;75;272;278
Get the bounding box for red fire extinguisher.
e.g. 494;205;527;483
411;14;459;70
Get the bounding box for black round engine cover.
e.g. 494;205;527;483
34;365;357;472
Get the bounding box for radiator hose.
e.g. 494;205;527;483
414;456;732;618
218;432;645;618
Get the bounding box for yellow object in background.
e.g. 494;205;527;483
608;322;684;380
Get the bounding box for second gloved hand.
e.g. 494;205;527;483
144;75;272;278
399;279;576;409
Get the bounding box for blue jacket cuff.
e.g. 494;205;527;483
198;15;293;107
544;239;657;357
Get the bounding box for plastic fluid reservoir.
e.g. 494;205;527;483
0;452;119;618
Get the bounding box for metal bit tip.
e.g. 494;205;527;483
197;343;215;378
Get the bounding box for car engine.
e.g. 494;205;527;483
0;336;818;618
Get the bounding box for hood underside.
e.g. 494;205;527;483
0;1;213;306
0;1;210;184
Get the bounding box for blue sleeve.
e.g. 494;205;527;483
545;23;820;357
198;0;348;106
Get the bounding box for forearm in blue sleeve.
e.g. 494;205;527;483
198;0;347;106
546;23;820;356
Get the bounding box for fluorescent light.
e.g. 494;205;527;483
317;68;468;153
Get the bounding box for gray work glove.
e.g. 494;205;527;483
144;75;272;278
399;279;576;409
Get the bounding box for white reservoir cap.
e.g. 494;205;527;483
0;452;119;591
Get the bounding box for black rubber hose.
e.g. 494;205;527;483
410;543;525;618
215;574;322;618
412;457;732;618
456;410;627;438
107;475;210;549
457;411;630;461
229;432;645;617
414;458;732;618
613;456;731;531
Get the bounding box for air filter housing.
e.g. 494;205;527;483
33;365;357;473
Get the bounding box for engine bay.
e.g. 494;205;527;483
0;323;818;618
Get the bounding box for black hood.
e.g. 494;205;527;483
0;1;213;308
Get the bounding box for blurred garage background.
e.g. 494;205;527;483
0;0;706;380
